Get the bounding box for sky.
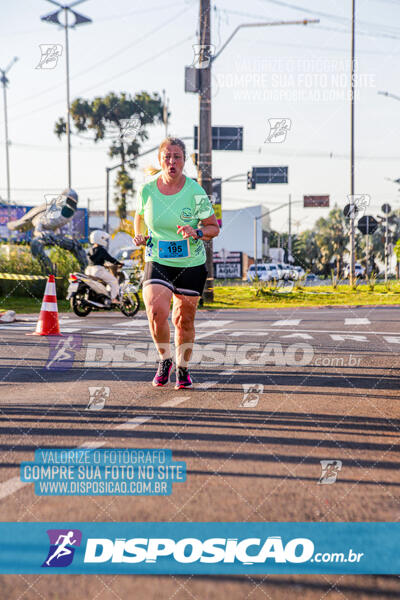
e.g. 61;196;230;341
1;0;400;235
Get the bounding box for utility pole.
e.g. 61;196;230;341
349;0;356;286
254;218;258;268
385;212;389;283
288;193;292;262
198;0;214;302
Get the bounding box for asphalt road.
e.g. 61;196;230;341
0;305;399;599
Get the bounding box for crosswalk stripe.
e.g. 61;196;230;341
271;319;301;326
330;334;368;342
113;320;149;327
196;320;233;328
280;333;314;340
88;329;132;335
229;331;266;337
345;318;371;325
196;328;227;340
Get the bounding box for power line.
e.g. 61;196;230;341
258;0;400;39
11;5;194;111
9;33;194;123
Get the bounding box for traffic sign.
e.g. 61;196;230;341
212;178;222;227
381;203;391;215
304;195;329;208
194;126;243;151
247;171;255;190
357;215;378;235
252;166;288;184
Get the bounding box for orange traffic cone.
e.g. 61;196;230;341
28;275;63;336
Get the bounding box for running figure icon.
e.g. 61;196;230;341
42;529;82;568
45;531;77;566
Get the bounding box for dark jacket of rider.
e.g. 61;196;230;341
87;245;120;267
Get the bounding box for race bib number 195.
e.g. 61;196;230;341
158;239;190;259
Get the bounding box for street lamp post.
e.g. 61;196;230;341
40;0;92;188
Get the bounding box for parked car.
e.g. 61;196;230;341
275;263;291;280
292;266;306;280
343;263;365;279
305;273;320;282
247;264;279;282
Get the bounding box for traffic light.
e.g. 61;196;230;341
247;170;255;190
191;152;198;167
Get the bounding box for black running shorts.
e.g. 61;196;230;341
143;261;208;297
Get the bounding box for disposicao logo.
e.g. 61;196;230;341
42;529;82;568
83;536;314;565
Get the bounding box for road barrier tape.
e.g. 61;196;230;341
0;273;62;281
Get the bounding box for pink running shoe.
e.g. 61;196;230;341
152;358;173;387
175;367;193;390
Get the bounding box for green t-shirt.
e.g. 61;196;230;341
136;176;214;267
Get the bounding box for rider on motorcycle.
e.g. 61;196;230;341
85;230;123;304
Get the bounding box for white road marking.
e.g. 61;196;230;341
196;320;233;328
80;441;105;449
330;334;368;342
88;329;132;336
229;331;266;337
197;382;218;389
384;336;400;343
61;328;80;333
161;396;191;407
0;324;32;330
280;333;314;340
113;320;149;327
115;416;152;430
0;477;26;501
271;319;301;327
345;318;371;325
196;328;227;340
236;328;400;337
59;318;83;324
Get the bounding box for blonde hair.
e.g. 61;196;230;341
144;136;187;177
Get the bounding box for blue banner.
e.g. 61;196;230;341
0;523;398;574
0;205;88;242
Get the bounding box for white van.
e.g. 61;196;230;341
247;264;279;282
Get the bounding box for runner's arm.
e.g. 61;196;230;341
134;212;147;236
198;214;220;241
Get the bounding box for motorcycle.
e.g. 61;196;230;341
67;264;140;317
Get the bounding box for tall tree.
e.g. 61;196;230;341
314;206;349;276
293;230;319;272
55;91;165;219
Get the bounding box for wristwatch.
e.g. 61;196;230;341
195;229;204;239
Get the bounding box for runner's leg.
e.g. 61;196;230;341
172;293;199;367
143;283;173;359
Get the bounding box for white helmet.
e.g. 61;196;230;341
90;230;110;247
